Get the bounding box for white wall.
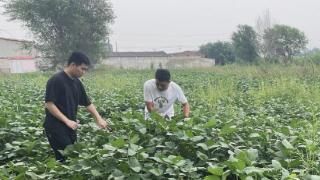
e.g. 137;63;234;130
0;58;38;73
104;57;170;69
10;60;37;73
0;59;10;73
0;39;37;57
103;56;215;69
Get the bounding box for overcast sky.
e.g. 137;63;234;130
1;0;319;52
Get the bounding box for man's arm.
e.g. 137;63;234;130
86;104;108;129
175;83;189;118
144;81;155;114
145;101;155;113
45;102;78;130
182;102;190;118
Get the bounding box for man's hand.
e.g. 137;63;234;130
145;101;154;113
96;118;108;129
65;120;78;130
182;103;190;118
86;104;110;130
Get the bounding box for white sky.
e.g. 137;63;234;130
1;0;320;52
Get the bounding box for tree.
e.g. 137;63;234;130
232;25;259;63
4;0;115;68
263;25;308;64
255;9;274;59
255;10;273;39
199;41;235;65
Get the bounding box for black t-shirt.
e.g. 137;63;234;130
44;71;91;131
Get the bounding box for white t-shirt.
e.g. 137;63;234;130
144;79;188;119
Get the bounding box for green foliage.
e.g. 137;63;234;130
1;67;320;179
200;41;235;65
294;49;320;65
232;25;260;63
4;0;114;68
263;25;308;64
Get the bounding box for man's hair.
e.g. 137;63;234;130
155;69;171;82
67;52;91;66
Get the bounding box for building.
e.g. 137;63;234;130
167;51;214;68
104;51;170;69
0;56;39;73
169;51;204;58
0;37;39;73
103;50;215;69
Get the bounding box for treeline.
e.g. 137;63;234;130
200;11;319;65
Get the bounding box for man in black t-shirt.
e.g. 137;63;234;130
44;52;108;162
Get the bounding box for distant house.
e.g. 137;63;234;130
0;37;39;73
104;50;214;69
0;56;39;73
104;51;169;69
0;37;38;57
169;51;204;58
168;50;215;68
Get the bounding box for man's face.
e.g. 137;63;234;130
156;80;170;91
71;63;89;78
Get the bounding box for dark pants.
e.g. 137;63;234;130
44;127;77;162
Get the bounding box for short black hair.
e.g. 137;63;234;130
155;69;171;82
67;52;91;66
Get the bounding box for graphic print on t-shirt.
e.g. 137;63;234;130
154;96;169;109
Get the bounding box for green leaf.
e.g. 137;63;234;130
112;169;124;178
245;176;254;180
282;139;294;149
128;174;141;180
139;128;147;134
204;119;217;128
271;160;282;170
191;136;204;142
185;130;194;137
128;148;137;156
130;134;140;144
149;168;163;176
128;157;141;172
150;157;162;163
91;169;102;177
14;162;25;166
118;162;131;174
247;148;258;161
204;175;220;180
306;175;320;180
139;152;149;159
111;138;126;148
14;173;26;180
220;125;237;136
208;166;224;176
249;133;260;138
25;172;38;180
167;155;184;164
103;144;116;151
226;157;246;171
243;167;265;174
5;143;13;150
197;143;209;151
46;158;57;169
128;144;139;156
196;151;208;160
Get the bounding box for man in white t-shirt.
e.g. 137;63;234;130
144;69;190;119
